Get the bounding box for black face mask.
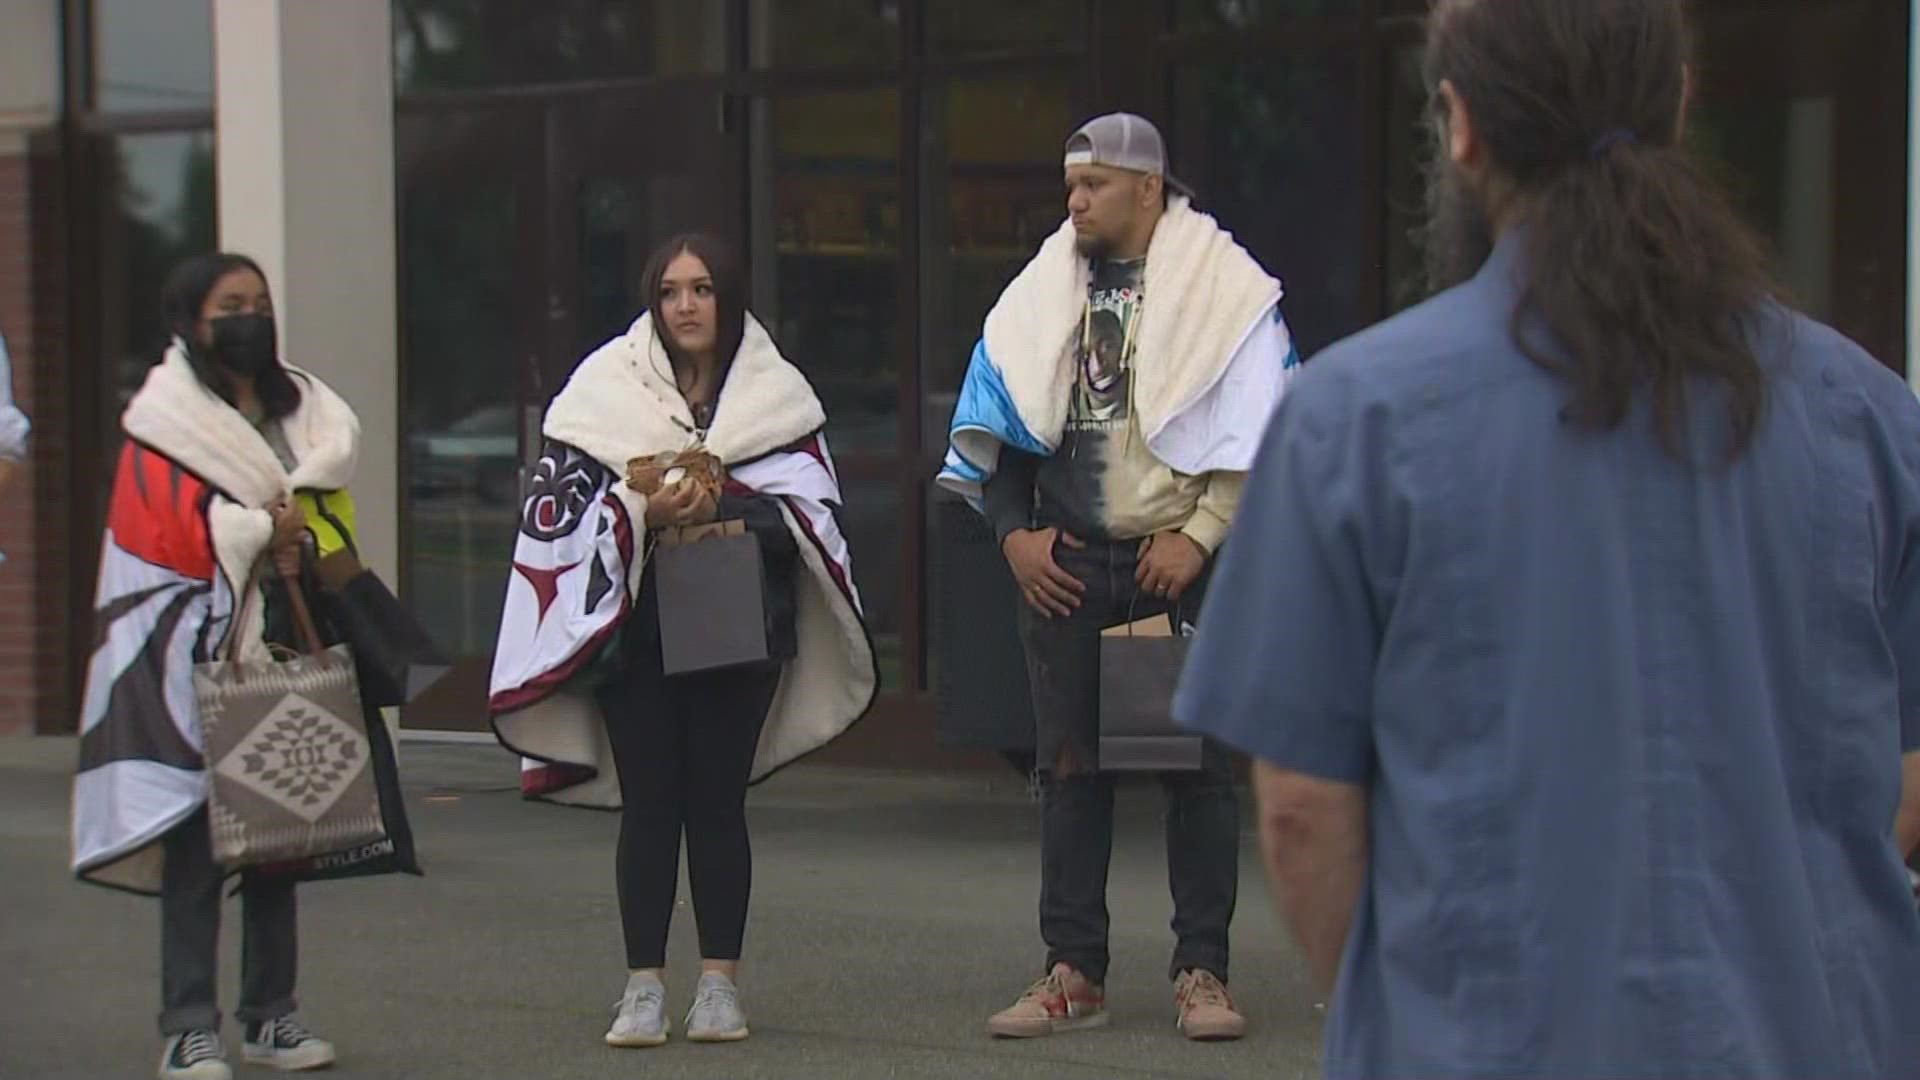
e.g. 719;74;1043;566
207;313;279;378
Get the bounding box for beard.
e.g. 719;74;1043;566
1074;232;1113;260
1419;156;1496;295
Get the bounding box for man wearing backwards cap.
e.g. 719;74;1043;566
937;113;1298;1042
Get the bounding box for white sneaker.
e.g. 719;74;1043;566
606;972;669;1048
158;1029;231;1080
242;1016;336;1071
685;971;750;1043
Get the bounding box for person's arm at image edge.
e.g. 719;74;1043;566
1254;761;1368;997
0;333;29;497
1898;751;1920;860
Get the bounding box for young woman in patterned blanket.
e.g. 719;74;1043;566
489;234;876;1048
73;253;360;1079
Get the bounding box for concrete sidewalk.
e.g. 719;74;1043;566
0;736;1326;1079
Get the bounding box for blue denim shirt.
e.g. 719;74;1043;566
1178;235;1920;1078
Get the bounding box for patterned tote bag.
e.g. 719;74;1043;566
195;565;386;869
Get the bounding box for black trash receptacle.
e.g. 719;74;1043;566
931;492;1036;762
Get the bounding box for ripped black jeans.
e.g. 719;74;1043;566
1014;528;1238;986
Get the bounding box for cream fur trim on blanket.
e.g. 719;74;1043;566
545;309;830;593
982;195;1282;450
546;311;825;470
121;344;360;657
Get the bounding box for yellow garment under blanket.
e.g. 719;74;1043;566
298;488;359;559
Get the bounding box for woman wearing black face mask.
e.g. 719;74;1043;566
71;253;366;1080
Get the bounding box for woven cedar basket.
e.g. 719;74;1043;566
625;448;727;500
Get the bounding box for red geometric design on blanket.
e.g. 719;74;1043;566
489;442;633;716
511;560;581;624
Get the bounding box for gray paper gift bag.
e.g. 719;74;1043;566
654;520;771;675
1097;608;1204;771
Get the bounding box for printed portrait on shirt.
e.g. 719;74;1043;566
1070;261;1142;430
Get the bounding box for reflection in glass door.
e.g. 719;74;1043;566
398;88;745;731
543;89;746;394
748;88;906;689
1691;1;1906;368
396;108;542;730
1171;57;1370;356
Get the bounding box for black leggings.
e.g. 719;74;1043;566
599;657;781;969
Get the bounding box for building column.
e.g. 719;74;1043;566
212;0;398;580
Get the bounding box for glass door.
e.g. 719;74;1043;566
396;105;545;731
397;87;746;732
542;88;747;396
744;87;907;689
1690;0;1906;369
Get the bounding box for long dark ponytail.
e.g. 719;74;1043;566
1425;0;1783;460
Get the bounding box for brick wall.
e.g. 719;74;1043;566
0;136;72;736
